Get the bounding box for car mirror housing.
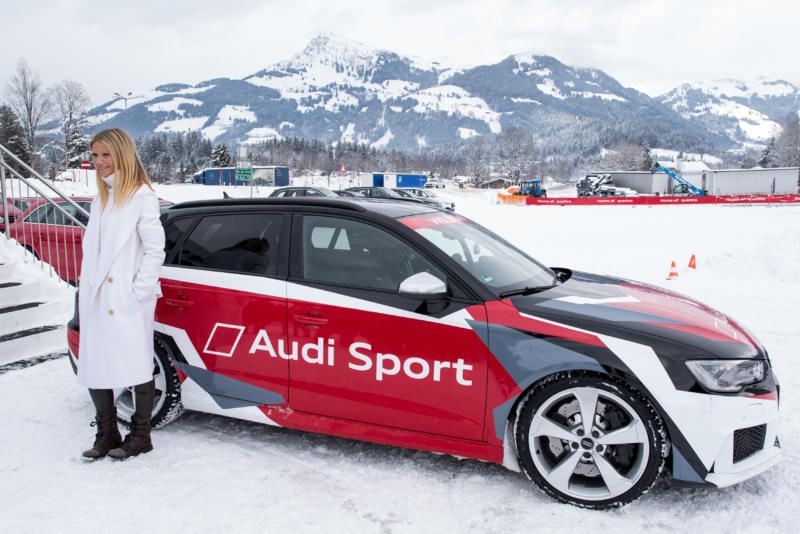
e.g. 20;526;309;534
398;272;447;296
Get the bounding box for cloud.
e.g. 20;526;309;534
1;0;798;106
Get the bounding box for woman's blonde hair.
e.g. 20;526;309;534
91;128;153;209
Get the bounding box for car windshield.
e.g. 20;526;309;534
399;212;555;293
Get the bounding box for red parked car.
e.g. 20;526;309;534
5;197;91;283
0;199;25;230
6;196;173;283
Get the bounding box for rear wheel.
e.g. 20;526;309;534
514;374;666;509
113;338;184;429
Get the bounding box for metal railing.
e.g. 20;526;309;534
1;143;90;286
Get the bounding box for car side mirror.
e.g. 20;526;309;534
398;272;447;296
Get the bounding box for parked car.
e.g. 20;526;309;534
345;187;430;208
269;186;340;198
424;177;445;188
66;197;780;509
5;197;92;282
333;189;363;197
0;199;25;230
6;196;173;283
393;187;454;211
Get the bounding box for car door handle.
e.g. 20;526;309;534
165;297;195;309
293;313;328;327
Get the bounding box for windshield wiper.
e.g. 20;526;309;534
498;278;560;299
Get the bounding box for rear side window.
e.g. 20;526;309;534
177;213;282;276
163;217;196;258
50;202;86;226
24;205;52;223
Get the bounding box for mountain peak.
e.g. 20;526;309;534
287;33;383;69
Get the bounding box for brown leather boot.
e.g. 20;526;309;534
108;416;153;459
82;411;122;459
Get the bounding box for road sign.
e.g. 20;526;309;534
236;168;251;181
340;163;346;173
80;161;91;169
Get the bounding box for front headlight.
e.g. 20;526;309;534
686;360;765;393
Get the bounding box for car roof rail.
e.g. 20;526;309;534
170;197;367;212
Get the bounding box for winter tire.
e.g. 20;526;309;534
113;338;184;429
514;373;666;509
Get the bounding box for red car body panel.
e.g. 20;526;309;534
158;278;290;401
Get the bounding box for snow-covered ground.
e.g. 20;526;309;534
1;180;798;532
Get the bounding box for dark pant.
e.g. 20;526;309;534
89;379;155;420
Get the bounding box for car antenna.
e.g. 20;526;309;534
223;191;231;199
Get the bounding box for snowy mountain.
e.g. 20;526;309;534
78;34;774;153
658;78;800;146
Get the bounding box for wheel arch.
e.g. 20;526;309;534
498;364;671;473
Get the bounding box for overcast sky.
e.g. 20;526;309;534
2;0;798;108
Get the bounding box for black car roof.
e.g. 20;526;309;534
166;196;439;218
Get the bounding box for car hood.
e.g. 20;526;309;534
507;270;763;360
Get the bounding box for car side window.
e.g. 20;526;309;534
302;215;444;291
50;202;82;226
177;213;282;276
77;202;91;225
163;217;196;259
25;205;52;223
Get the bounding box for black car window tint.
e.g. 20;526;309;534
178;213;281;276
163;217;196;261
307;189;322;197
302;215;443;291
274;190;287;198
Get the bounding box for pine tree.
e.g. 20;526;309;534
741;156;757;169
641;142;653;170
774;114;800;167
211;143;232;167
758;138;776;167
65;123;89;168
0;105;29;174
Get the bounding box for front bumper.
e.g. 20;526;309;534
705;419;781;488
669;391;781;487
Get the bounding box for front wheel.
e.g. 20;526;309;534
514;374;666;509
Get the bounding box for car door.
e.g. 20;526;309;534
285;213;488;440
15;203;52;262
45;200;87;281
156;211;291;410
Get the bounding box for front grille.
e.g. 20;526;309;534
733;424;766;463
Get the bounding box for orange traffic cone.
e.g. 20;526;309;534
688;254;696;269
666;261;679;280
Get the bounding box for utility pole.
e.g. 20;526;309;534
113;92;142;110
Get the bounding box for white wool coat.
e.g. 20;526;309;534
77;184;165;389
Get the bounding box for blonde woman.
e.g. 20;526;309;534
78;128;165;460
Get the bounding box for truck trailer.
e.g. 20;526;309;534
702;167;799;195
358;172;429;188
193;166;290;186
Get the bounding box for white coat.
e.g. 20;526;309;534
77;183;165;389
